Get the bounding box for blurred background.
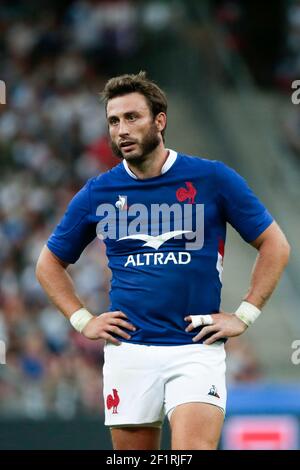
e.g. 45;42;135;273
0;0;300;450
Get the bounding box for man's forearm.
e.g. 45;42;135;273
36;247;84;319
244;236;290;309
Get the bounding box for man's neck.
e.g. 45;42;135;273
126;144;169;180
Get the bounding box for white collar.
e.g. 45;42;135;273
123;149;177;180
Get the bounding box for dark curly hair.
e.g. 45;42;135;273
101;71;167;138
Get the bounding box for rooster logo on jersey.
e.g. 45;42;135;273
176;182;197;204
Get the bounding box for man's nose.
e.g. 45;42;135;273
118;120;129;136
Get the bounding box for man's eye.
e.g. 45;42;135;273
127;115;136;121
110;119;118;125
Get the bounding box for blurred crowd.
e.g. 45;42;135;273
278;0;300;164
0;0;183;420
0;0;262;420
214;0;300;165
0;0;136;419
276;0;300;91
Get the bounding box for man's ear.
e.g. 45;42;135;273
155;112;167;133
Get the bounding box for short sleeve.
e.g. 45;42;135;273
215;161;273;242
47;178;97;263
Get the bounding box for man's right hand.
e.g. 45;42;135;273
82;310;136;345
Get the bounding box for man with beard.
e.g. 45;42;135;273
36;71;290;450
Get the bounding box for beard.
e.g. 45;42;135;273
111;124;161;163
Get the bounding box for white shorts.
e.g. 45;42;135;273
103;341;226;427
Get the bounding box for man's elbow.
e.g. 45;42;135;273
281;237;291;268
273;231;291;269
260;230;291;268
35;251;46;284
35;246;69;284
35;246;53;284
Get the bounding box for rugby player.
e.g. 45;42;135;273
36;72;290;450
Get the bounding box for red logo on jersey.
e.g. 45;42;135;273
218;238;225;259
176;182;197;204
106;388;120;414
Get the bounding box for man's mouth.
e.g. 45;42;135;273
120;141;137;151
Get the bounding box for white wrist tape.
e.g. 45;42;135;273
70;308;94;333
190;314;213;328
234;301;261;326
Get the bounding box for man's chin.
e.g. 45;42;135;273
121;150;143;161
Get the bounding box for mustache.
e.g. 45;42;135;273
119;139;138;147
109;122;160;160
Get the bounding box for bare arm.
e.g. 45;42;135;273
186;221;290;344
36;245;136;344
246;221;291;309
36;245;83;318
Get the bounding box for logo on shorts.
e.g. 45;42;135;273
176;182;197;204
208;385;220;398
106;388;120;414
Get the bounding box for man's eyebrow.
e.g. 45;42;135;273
107;113;122;123
121;110;141;116
107;110;141;120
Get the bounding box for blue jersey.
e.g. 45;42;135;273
47;150;273;346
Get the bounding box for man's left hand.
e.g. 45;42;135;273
184;313;248;344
